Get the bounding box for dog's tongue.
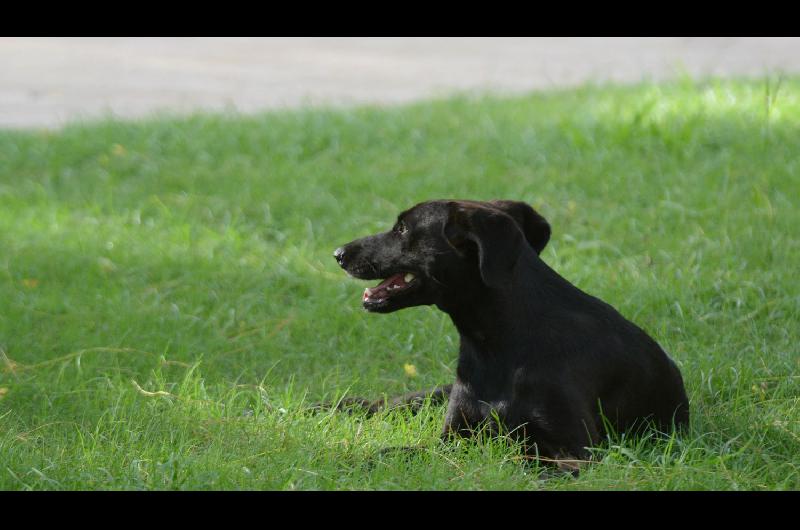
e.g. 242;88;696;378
363;273;407;301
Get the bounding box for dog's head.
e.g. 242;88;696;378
334;199;550;313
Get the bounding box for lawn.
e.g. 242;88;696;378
1;77;798;490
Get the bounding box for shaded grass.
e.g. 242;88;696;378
1;77;799;489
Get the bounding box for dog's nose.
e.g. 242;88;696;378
333;247;346;265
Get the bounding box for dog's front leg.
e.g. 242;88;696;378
382;384;453;413
314;384;453;416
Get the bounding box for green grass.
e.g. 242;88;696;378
1;77;799;490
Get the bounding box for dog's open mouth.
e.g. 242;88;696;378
363;272;417;307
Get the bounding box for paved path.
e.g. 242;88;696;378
2;37;800;129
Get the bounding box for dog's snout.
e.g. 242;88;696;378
333;247;346;265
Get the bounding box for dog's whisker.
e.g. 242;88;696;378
429;272;451;289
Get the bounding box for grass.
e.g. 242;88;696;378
1;77;799;490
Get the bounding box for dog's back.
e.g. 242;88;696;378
515;249;690;434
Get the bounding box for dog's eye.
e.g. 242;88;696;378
394;220;408;235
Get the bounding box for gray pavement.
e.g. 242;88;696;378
2;37;800;129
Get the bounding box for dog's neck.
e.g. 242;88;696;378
438;250;575;357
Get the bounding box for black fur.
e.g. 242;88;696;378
332;199;689;466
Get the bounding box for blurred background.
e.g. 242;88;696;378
3;37;800;129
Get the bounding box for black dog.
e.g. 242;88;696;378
332;199;689;466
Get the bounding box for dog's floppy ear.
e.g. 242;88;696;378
488;200;551;254
444;202;526;289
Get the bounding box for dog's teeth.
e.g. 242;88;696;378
404;273;415;283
